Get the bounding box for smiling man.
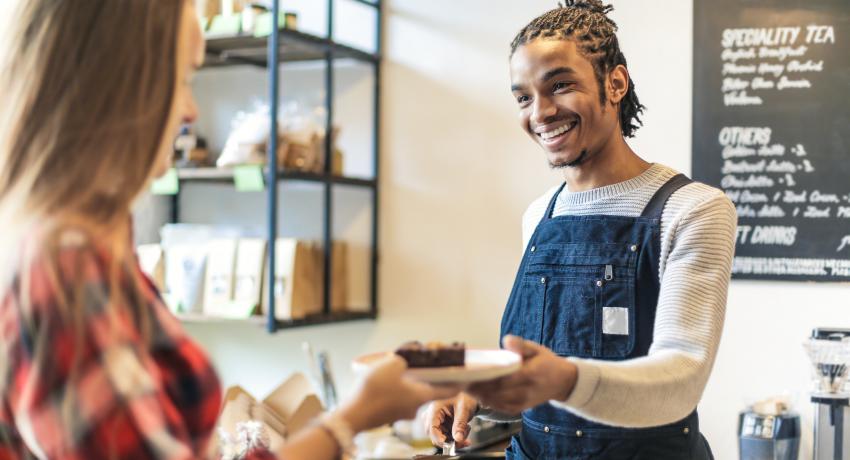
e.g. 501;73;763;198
428;1;738;459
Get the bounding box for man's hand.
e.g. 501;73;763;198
425;393;479;448
466;335;578;415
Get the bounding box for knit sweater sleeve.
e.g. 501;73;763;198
549;189;737;427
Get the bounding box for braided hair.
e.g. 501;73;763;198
510;0;645;138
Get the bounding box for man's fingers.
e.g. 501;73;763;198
428;401;459;447
429;424;447;446
428;406;448;446
424;401;447;433
451;397;475;443
502;335;543;360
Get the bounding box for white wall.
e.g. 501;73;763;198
170;2;850;460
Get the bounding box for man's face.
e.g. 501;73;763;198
510;38;619;168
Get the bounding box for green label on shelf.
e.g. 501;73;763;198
253;12;289;37
253;12;273;37
151;168;179;195
208;14;241;36
233;165;265;192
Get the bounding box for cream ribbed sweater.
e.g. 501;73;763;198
519;163;737;428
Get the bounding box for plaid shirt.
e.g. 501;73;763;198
0;234;276;460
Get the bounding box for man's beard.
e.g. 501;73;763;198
550;149;589;169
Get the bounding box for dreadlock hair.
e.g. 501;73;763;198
510;0;645;138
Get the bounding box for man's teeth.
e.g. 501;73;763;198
539;123;575;140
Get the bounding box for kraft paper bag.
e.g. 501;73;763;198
259;239;350;319
216;373;325;455
262;373;325;438
304;241;349;313
261;239;322;320
217;386;288;456
329;241;348;312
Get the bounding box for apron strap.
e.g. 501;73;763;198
542;182;568;222
640;174;693;218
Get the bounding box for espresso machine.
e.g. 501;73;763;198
804;328;850;460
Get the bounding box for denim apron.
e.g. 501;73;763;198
500;174;714;460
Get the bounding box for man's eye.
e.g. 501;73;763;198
517;95;530;104
553;82;571;92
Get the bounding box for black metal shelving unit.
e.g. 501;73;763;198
172;0;381;333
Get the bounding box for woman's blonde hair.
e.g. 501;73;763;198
0;0;183;240
0;0;187;437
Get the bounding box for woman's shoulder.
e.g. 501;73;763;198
5;224;194;353
0;228;115;380
19;228;111;305
5;225;158;333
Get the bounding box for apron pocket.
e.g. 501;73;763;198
598;276;636;359
539;275;597;357
501;277;546;344
526;243;638;359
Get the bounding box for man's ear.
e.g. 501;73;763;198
607;64;629;105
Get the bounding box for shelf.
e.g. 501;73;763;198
176;312;267;325
279;170;376;187
164;0;382;334
177;311;376;329
348;0;380;8
175;167;376;188
274;311;376;329
204;28;379;68
175;167;235;181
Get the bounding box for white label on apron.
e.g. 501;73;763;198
602;307;629;335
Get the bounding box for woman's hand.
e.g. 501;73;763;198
466;335;577;415
339;355;461;433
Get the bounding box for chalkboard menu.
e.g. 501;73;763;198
693;0;850;282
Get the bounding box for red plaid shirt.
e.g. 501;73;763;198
0;233;276;460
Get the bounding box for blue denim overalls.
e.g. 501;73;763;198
500;174;714;460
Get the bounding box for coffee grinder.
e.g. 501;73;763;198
803;328;850;460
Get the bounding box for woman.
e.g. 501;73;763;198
0;1;455;459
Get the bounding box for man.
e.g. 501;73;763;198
428;1;736;458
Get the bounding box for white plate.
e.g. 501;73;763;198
352;349;522;384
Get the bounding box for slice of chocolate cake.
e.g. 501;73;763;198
395;341;466;368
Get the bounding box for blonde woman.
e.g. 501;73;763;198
0;1;455;459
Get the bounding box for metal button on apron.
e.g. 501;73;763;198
531;246;536;252
540;277;546;284
683;427;690;434
630;244;638;252
576;430;583;437
544;426;550;433
596;280;603;287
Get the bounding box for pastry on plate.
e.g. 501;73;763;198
395;341;465;368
